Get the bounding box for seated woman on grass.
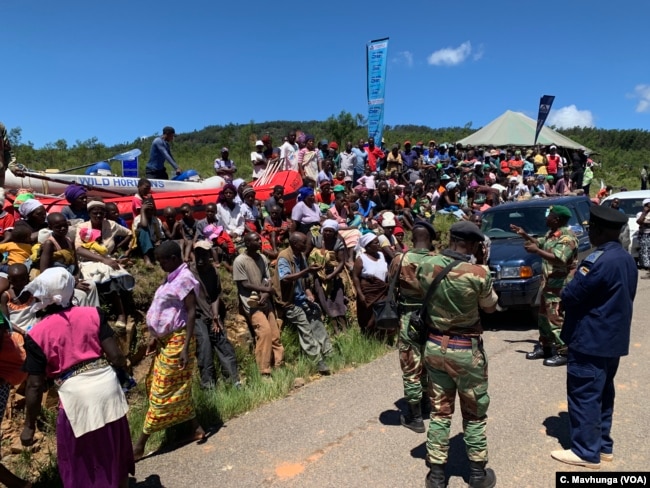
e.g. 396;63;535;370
39;212;100;307
75;199;133;330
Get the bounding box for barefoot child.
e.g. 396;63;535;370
133;241;205;460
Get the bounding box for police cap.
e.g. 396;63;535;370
450;221;485;242
590;205;628;229
413;220;437;240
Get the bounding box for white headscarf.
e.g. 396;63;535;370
643;198;650;206
18;198;44;218
321;219;339;232
359;233;378;248
21;268;75;313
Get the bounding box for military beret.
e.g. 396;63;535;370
590;205;628;229
412;220;437;240
549;205;572;219
450;221;485;242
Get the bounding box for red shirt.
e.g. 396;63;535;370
0;211;15;237
365;146;385;172
547;154;560;175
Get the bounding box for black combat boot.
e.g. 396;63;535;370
544;352;567;367
468;461;496;488
425;463;447;488
526;343;553;360
400;402;425;433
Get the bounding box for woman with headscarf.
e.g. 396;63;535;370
308;220;355;334
296;134;321;183
18;198;47;244
75;199;133;329
20;268;134;488
326;193;361;262
435;181;461;211
352;233;388;335
61;184;89;222
291;187;322;234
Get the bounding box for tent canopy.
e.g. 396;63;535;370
457;110;590;151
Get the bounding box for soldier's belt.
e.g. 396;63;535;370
428;333;473;350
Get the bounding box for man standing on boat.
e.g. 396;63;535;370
145;126;182;180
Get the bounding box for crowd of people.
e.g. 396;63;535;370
0;122;640;487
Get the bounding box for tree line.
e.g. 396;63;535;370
7;112;650;191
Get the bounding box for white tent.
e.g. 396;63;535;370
457;110;590;151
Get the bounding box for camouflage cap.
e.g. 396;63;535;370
450;221;485;242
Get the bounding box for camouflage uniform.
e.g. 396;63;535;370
388;249;434;404
536;226;578;353
416;249;498;465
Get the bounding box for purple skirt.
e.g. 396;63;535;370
57;408;135;488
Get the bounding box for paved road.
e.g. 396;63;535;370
131;277;650;488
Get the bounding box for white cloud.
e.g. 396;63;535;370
547;105;595;129
632;84;650;113
392;50;414;68
427;41;472;66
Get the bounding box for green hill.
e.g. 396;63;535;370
7;112;650;191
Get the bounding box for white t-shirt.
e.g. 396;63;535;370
250;151;267;179
280;142;299;171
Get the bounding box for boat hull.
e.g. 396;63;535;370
4;170;226;196
35;170;303;225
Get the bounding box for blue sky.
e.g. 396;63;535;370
3;0;650;148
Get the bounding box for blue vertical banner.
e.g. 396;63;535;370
534;95;555;145
367;37;389;145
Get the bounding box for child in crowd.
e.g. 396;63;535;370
356;168;376;191
106;202;128;228
0;263;35;333
0;222;33;275
332;170;346;187
131;198;165;266
162;206;183;240
203;224;236;271
78;227;108;256
0;189;15;240
131;178;152;217
179;203;197;262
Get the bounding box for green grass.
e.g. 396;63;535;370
126;323;390;455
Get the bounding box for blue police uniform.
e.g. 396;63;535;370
560;241;637;463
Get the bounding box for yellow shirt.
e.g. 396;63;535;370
0;242;32;265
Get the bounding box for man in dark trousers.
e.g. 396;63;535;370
191;241;241;389
551;206;637;469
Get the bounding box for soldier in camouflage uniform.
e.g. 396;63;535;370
511;205;578;367
418;221;498;488
388;221;436;434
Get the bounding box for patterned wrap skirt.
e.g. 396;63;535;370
143;327;197;435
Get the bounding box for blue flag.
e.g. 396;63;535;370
534;95;555;145
366;38;389;145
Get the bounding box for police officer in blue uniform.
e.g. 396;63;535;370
551;205;637;469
